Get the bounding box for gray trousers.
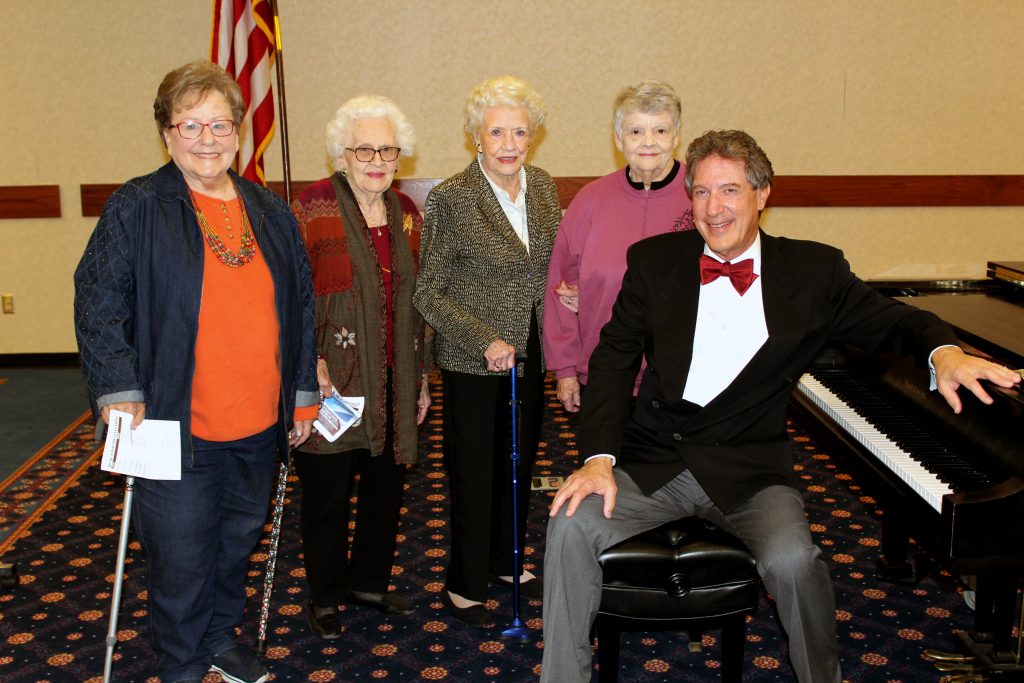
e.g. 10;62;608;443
540;468;842;683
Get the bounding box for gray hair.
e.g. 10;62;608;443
325;95;416;170
613;80;682;137
684;130;775;193
464;75;547;136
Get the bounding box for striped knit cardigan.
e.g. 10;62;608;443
293;174;427;463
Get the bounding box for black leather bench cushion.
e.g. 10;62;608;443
598;517;760;620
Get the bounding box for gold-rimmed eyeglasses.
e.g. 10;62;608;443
346;146;401;162
168;119;236;139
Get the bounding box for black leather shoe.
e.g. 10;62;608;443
345;590;415;616
439;589;493;627
489;574;544;600
307;603;342;639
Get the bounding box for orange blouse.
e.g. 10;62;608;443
190;191;316;441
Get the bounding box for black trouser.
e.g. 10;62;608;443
440;311;544;601
294;375;406;606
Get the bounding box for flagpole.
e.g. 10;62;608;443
267;0;293;205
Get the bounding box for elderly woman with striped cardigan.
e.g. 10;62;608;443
413;75;561;627
292;95;431;640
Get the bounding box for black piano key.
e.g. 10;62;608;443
811;371;996;492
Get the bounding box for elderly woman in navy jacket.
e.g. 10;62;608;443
74;60;317;683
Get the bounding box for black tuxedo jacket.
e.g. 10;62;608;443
580;229;959;512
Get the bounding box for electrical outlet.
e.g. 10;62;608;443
2;294;13;314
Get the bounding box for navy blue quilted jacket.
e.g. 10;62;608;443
73;161;318;463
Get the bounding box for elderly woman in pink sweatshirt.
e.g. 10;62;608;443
543;81;695;413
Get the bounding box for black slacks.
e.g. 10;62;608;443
440;312;544;601
293;377;406;607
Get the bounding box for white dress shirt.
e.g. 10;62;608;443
683;236;769;406
479;156;529;252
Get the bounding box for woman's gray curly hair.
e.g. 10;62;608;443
612;80;682;137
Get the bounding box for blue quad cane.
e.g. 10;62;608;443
501;354;530;640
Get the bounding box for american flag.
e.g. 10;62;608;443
211;0;276;185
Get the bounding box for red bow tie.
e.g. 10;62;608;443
699;254;758;295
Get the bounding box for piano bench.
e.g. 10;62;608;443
596;517;760;683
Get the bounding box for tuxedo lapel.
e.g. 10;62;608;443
650;236;704;401
759;233;811;351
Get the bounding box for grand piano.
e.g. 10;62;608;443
790;262;1024;679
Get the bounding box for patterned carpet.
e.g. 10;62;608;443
0;373;985;682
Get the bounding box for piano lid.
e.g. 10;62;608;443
987;260;1024;289
892;292;1024;367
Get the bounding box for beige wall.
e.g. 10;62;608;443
2;0;1023;353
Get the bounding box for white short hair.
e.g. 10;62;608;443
612;80;682;137
325;95;416;170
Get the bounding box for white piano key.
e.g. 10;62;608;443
797;373;951;512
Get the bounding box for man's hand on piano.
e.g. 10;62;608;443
549;456;617;520
932;346;1022;414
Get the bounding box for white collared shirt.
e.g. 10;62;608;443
479;156;529;252
682;236;769;406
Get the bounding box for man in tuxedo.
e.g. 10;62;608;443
539;130;1021;682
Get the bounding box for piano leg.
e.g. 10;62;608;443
877;493;928;585
986;577;1020;664
948;574;1024;676
972;577;998;645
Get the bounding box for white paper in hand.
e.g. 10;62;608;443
101;409;182;480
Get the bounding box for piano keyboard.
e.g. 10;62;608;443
796;373;952;512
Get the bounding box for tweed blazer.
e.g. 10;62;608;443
414;160;561;375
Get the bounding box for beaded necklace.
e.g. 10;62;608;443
188;179;255;268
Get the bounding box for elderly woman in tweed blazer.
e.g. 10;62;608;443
414;75;561;627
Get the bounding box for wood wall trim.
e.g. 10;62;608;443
0;185;61;219
80;175;1024;217
80;184;120;218
769;175;1024;207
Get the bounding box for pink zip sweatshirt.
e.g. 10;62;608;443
543;164;695;386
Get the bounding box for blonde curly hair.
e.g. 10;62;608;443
464;75;547;137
